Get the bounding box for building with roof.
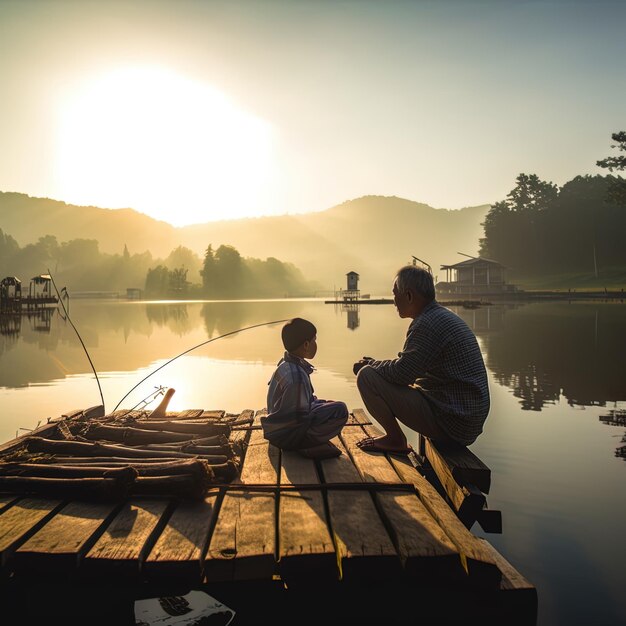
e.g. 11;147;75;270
438;256;518;294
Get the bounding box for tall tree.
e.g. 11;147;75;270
200;245;216;297
596;131;626;205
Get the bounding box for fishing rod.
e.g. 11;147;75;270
112;317;291;412
48;269;106;412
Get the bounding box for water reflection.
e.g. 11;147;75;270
2;300;625;413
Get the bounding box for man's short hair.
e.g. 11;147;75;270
282;317;317;352
395;265;436;301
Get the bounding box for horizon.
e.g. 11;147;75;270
1;0;624;226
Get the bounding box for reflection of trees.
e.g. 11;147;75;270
476;303;626;410
145;304;191;337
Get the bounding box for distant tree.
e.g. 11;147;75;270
596;131;626;205
145;265;170;296
0;229;20;275
200;245;216;297
164;246;202;281
169;267;189;296
214;244;244;297
480;174;557;272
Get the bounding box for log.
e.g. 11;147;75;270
82;424;205;445
0;475;135;500
119;420;231;437
131;474;216;499
130;443;235;458
25;437;202;459
0;463;139;480
24;457;239;483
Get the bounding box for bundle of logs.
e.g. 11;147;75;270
0;411;253;500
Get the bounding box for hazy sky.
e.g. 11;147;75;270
0;0;624;226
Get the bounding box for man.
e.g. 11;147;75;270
353;265;490;453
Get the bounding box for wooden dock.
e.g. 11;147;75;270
0;406;537;625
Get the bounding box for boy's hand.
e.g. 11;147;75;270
353;356;374;376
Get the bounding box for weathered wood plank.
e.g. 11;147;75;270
204;410;276;581
479;538;538;622
12;500;121;572
0;498;64;567
341;425;463;580
390;455;502;589
278;449;336;584
319;436;401;580
199;411;226;420
143;493;220;582
340;424;405;483
81;498;171;577
425;438;491;494
348;408;372;425
423;438;487;526
173;410;205;419
0;496;17;513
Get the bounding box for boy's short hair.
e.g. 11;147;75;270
282;318;317;352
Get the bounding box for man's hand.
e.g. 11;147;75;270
353;356;374;376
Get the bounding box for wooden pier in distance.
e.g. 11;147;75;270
0;406;537;625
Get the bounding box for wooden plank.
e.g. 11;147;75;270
0;496;17;513
199;410;226;419
143;493;220;582
81;498;171;578
390;455;502;589
479;538;538;622
174;410;205;419
278;448;336;584
425;438;491;494
340;424;405;484
319;436;401;580
348;408;372;425
12;500;121;573
341;425;463;580
204;410;276;582
0;498;64;567
423;438;487;527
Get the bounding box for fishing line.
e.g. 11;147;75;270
112;318;291;412
48;269;106;412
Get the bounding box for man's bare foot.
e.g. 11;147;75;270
148;388;175;420
356;436;412;455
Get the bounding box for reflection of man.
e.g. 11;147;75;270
353;265;490;453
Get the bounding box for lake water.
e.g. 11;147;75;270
1;297;625;626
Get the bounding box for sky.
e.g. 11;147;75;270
0;0;624;226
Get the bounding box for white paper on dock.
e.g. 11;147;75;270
134;590;235;625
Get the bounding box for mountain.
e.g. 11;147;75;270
177;196;490;294
0;191;489;294
0;191;178;255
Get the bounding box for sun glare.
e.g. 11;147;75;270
55;67;274;226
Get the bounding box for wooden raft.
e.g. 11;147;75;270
0;406;537;624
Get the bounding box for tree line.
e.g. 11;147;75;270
479;132;626;279
0;232;318;298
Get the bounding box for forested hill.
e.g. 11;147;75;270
177;197;490;294
0;191;489;293
0;192;178;254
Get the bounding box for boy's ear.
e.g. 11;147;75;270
406;289;413;302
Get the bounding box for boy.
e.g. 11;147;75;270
261;317;348;459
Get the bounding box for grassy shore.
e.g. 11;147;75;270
513;267;626;291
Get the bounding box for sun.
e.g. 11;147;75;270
55;66;275;226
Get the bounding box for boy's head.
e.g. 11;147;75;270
282;317;317;358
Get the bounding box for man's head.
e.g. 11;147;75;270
392;265;435;318
281;317;318;358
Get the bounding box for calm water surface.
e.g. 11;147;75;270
1;298;625;626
